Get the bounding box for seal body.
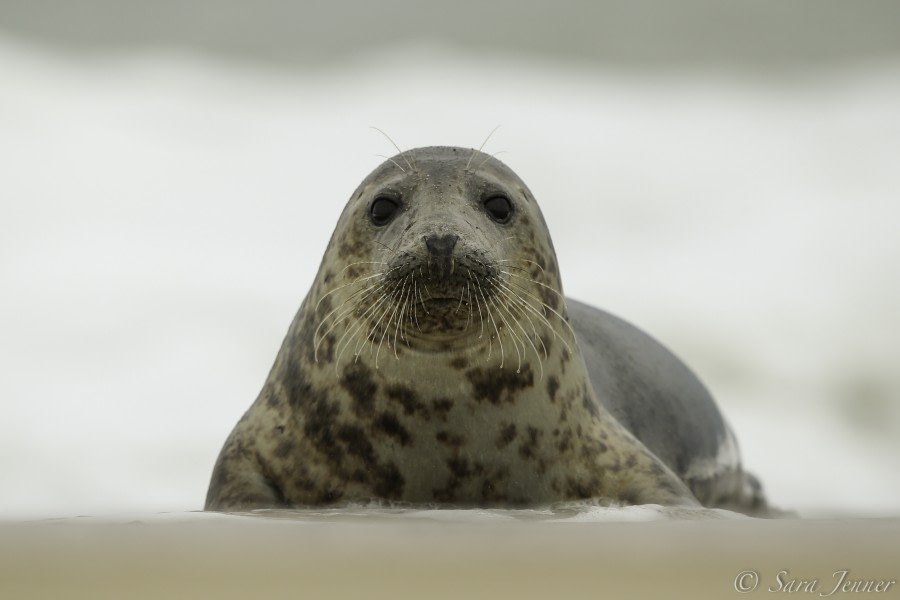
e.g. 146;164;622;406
205;146;766;513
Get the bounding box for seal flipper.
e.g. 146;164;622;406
568;297;769;513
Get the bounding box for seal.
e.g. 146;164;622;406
205;146;767;513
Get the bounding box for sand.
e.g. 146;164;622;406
2;510;898;599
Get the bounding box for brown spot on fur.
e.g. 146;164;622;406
338;238;365;260
467;366;534;405
559;403;569;423
447;456;474;479
539;335;553;357
432;461;464;502
565;472;603;499
432;397;453;420
546;375;559;403
436;430;466;449
373;463;405;499
385;384;428;417
496;423;517;449
344;264;365;281
336;424;376;465
538;283;560;313
274;437;295;459
303;397;343;465
518;426;542;460
565;477;593;499
296;296;334;365
450;357;468;370
341;362;377;416
287;462;316;493
283;355;323;409
375;412;411;446
557;429;573;454
432;456;486;503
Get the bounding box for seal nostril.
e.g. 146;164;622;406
424;233;459;259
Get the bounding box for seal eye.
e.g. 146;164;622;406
483;195;513;224
370;196;399;226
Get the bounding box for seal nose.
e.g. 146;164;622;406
424;233;459;260
424;233;459;278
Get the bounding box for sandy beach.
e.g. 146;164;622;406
2;510;898;599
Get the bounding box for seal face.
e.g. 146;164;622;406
205;146;767;513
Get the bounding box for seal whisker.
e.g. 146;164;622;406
357;292;395;362
455;280;466;314
314;281;386;361
514;295;549;361
350;285;396;357
370;126;415;171
314;264;402;330
363;299;395;367
314;269;386;315
372;275;409;368
495;290;545;380
412;279;423;331
334;287;396;371
465;279;473;330
359;275;407;358
393;277;413;359
494;262;531;274
315;281;383;342
400;284;413;348
414;275;431;315
488;275;574;354
488;295;524;373
375;154;406;173
497;269;568;306
498;276;574;336
496;286;547;365
496;258;546;275
475;150;507;172
467;269;486;339
472;273;504;368
517;258;547;274
373;239;413;260
337;261;391;277
315;275;386;330
465;124;501;171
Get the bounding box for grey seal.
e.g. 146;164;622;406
205;146;766;513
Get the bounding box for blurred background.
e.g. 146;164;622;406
1;0;898;519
